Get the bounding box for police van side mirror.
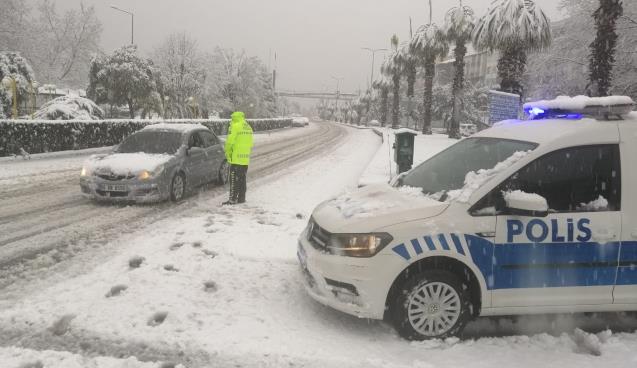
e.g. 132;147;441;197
503;190;549;217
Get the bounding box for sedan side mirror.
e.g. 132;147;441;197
187;146;204;156
504;190;549;217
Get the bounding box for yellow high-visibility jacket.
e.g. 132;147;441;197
224;111;254;166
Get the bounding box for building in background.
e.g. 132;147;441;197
436;44;499;88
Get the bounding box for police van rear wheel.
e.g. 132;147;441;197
390;270;471;340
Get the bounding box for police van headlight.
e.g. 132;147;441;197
328;233;393;258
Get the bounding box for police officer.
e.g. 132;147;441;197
223;111;253;205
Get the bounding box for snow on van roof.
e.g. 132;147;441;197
142;123;207;133
523;95;635;111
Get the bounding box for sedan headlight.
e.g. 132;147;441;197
138;165;165;180
328;233;393;258
80;166;92;177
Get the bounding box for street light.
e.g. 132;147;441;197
331;75;344;119
110;5;134;45
361;47;387;89
2;76;18;119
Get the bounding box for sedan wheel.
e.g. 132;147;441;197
218;161;229;185
170;173;186;202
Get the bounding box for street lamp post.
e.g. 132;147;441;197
331;75;344;120
362;47;387;89
110;5;134;45
2;76;18;119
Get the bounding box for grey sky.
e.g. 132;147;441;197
59;0;563;94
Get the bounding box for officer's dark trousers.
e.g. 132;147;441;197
229;164;248;203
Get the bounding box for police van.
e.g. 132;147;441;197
297;96;637;340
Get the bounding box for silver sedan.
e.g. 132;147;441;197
80;124;229;203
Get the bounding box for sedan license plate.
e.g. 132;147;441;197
102;184;127;192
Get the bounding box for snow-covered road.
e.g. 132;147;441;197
2;124;637;368
0;123;345;303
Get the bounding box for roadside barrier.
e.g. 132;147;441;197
0;118;292;157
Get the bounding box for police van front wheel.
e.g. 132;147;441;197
390;270;471;340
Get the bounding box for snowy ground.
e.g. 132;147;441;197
2;124;637;367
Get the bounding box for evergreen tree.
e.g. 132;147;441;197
589;0;623;96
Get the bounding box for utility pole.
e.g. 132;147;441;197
110;5;134;44
361;48;387;89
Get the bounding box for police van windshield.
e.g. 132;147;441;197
399;137;538;199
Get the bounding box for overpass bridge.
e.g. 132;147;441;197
276;91;359;101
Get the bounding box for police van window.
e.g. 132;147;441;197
399;137;538;199
472;145;621;215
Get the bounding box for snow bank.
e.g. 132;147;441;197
524;95;635;111
0;347;171;368
446;151;531;203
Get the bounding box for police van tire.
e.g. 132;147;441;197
170;172;186;202
390;270;471;340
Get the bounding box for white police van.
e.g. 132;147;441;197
297;96;637;340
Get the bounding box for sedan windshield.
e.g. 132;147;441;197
399;137;538;198
117;131;183;155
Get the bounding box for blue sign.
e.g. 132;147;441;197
489;90;520;125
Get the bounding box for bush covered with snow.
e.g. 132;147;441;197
0;118;291;157
33;95;105;120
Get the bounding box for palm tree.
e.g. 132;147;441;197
589;0;623;97
382;35;404;129
411;1;449;134
443;0;476;139
472;0;552;97
372;77;391;127
401;42;419;130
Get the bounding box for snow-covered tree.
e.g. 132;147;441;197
443;1;476;139
87;45;158;119
30;0;101;88
589;0;623;96
154;32;207;118
206;47;277;118
33;95;104;120
0;0;31;52
0;52;37;118
372;77;391;127
526;0;636;100
382;35;404;129
412;1;449;134
472;0;552;97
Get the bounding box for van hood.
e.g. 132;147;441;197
312;184;449;233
